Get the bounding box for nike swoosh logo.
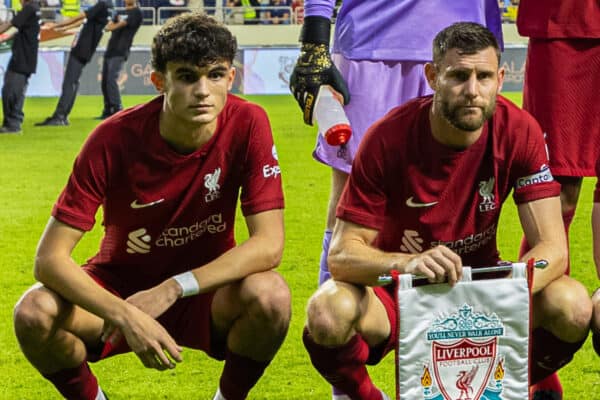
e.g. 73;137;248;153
406;196;438;208
130;198;165;209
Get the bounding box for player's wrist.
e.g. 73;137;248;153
300;16;331;46
172;271;200;298
392;257;414;275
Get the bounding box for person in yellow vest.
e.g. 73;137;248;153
61;0;81;19
10;0;22;12
240;0;258;24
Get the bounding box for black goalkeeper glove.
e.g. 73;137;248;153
289;16;350;125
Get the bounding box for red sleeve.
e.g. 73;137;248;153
239;104;284;215
52;127;110;231
511;111;561;204
336;125;387;230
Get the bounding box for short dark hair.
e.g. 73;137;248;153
151;12;238;73
432;22;500;66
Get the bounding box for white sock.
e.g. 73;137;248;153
213;388;227;400
332;395;351;400
95;387;108;400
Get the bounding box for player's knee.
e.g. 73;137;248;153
547;282;592;338
13;288;64;344
562;286;591;330
306;282;360;345
243;271;291;327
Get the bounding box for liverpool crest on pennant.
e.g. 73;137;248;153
421;304;506;400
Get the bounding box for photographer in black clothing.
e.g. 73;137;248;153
0;0;40;134
98;0;141;119
35;0;113;126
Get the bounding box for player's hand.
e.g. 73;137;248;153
402;245;463;286
289;16;350;125
289;43;350;125
115;304;183;370
104;283;182;370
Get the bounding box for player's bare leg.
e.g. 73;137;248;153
211;271;290;400
556;176;583;271
303;280;391;400
556;176;583;215
530;275;592;399
319;168;350;284
590;288;600;356
14;284;108;399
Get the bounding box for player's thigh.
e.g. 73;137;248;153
532;275;591;329
15;283;104;345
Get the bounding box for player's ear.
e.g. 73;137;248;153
424;62;438;91
496;66;505;94
151;71;165;93
227;67;236;91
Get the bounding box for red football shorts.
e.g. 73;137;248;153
368;286;399;364
82;267;221;362
523;38;600;177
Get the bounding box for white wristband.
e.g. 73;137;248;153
172;271;200;298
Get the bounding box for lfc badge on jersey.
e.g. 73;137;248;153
204;168;222;203
478;177;497;212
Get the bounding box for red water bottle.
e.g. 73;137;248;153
313;85;352;146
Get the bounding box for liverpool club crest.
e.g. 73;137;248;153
420;304;506;400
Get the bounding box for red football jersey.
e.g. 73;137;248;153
517;0;600;39
337;96;560;266
53;95;284;289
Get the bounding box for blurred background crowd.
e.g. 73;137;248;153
0;0;308;25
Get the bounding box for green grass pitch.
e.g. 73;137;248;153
0;93;599;398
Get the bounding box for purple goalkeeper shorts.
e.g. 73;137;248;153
313;54;433;173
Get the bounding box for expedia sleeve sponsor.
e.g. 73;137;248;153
262;164;281;178
262;145;282;179
515;166;554;189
